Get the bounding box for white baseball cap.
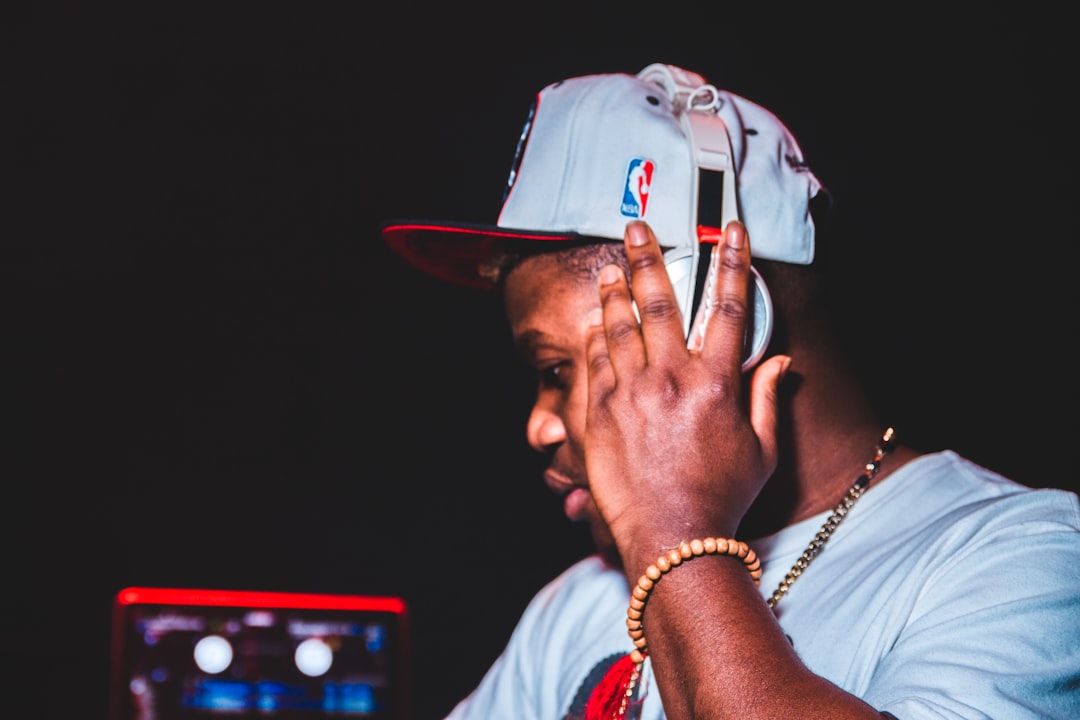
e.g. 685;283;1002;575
382;62;825;289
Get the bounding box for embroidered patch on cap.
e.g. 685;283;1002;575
620;158;654;219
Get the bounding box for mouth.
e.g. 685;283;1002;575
544;468;591;521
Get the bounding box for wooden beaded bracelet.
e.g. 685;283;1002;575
626;537;762;663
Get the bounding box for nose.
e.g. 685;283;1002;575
526;399;566;452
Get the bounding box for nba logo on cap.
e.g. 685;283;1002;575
620;158;654;219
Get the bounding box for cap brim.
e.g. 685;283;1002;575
381;220;597;290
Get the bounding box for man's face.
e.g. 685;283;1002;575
502;250;620;565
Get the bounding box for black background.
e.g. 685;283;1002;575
6;4;1077;719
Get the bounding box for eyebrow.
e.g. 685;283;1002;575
512;328;554;361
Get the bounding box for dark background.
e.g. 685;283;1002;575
6;4;1077;719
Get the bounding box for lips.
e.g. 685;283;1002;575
544;468;591;521
561;487;592;521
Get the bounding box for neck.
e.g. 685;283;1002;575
738;347;920;539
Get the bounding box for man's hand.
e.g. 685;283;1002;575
582;220;789;568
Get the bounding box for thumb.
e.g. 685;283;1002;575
748;354;791;469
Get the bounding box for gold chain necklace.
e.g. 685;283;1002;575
766;426;896;608
611;427;897;718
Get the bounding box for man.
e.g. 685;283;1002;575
382;64;1080;719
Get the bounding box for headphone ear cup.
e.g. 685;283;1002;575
743;268;773;370
664;249;773;371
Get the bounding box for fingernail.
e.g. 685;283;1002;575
587;307;603;326
599;264;621;285
627;222;649;247
727;224;744;249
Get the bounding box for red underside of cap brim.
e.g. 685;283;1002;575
381;221;587;290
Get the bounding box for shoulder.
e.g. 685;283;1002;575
878;450;1080;531
863;451;1080;603
445;556;638;719
836;450;1080;595
504;554;632;664
528;554;629;614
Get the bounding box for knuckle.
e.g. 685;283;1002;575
654;370;683;404
637;296;682;325
717;294;748;322
720;249;750;273
605;318;640;345
588;351;612;376
599;283;632;306
628;251;664;274
585;324;609;352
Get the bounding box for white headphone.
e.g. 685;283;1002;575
638;64;773;370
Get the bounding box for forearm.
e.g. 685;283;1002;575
632;552;884;719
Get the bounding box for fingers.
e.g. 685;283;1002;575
587;263;644;388
619;221;690;366
584;305;615;407
699;222;755;375
585;220;686;395
588;219;756;388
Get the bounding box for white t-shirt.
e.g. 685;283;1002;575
445;451;1080;719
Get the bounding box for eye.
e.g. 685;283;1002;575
536;361;570;391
